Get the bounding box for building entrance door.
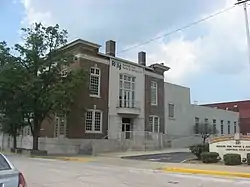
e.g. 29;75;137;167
122;118;132;139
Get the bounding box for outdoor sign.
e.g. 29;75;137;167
209;134;250;159
111;60;143;73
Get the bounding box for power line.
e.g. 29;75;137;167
117;5;236;55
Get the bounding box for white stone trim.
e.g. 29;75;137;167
75;53;109;65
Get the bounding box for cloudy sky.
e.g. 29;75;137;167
1;0;250;104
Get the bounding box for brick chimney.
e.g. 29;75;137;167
105;40;116;57
138;51;146;66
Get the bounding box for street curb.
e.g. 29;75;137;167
180;158;196;163
55;157;92;162
31;156;93;163
161;167;250;178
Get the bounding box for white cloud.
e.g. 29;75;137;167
21;0;54;26
122;35;202;84
143;0;249;84
20;0;250;86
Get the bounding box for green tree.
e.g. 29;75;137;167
194;122;216;144
0;41;28;150
0;23;86;150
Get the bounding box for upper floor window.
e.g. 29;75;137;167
89;67;100;97
85;110;102;133
119;74;135;108
150;81;157;105
168;103;175;118
149;115;160;133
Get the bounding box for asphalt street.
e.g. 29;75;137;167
122;152;196;163
4;155;250;187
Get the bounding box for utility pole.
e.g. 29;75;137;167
236;0;250;66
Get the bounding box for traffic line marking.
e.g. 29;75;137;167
161;167;250;178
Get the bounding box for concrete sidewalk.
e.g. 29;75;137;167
98;148;189;158
91;156;250;178
92;156;250;172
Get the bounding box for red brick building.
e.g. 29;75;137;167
202;100;250;134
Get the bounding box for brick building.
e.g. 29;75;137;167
38;39;169;139
202;100;250;134
19;38;240;142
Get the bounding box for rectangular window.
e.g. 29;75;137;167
212;119;216;134
234;121;237;133
204;118;208;132
23;126;31;136
150;81;157;105
55;112;68;138
89;67;100;97
220;120;224;135
119;74;135;108
227;121;231;134
85;110;102;133
168;103;175;118
149;116;160;133
194;117;199;134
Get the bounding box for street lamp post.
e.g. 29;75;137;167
236;0;250;66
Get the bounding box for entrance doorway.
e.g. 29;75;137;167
122;118;132;139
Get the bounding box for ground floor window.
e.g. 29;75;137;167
220;124;224;135
22;126;31;136
149;116;160;133
85;110;102;133
228;121;231;134
234;121;237;133
55;112;68;138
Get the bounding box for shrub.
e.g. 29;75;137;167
223;153;241;165
189;143;209;160
247;153;250;165
201;152;219;163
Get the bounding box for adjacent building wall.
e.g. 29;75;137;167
190;105;239;135
164;82;191;136
67;51;110;139
40;41;110;139
202;100;250;134
164;82;240;137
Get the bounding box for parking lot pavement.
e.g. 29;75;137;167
6;155;250;187
122;152;196;163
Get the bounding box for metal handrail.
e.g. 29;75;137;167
117;99;140;109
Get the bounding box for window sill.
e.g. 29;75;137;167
89;94;101;98
151;103;158;106
85;131;102;134
168;117;175;120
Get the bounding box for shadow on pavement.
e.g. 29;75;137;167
122;152;196;163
